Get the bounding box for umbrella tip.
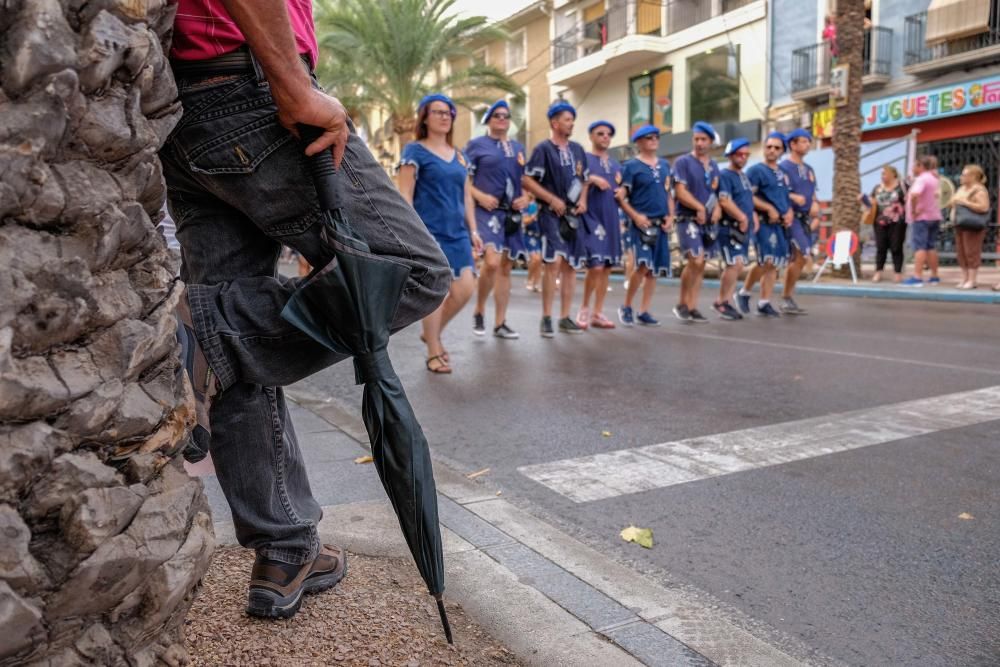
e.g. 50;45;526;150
435;594;454;645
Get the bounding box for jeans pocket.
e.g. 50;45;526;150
187;114;292;175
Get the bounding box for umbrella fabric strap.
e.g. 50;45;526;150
354;351;395;384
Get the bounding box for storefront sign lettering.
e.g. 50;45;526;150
862;76;1000;131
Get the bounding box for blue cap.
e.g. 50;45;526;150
588;120;615;136
547;100;576;119
418;93;456;117
724;137;751;156
692;121;717;141
631;124;660;143
766;131;787;149
786;128;813;143
481;100;510;124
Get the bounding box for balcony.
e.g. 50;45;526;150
790;26;893;102
550;0;764;86
904;4;1000;75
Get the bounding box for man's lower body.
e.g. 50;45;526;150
905;220;941;286
675;220;714;323
740;223;788;317
780;217;811;314
473;211;527;339
579;218;621;329
161;68;450;616
715;227;748;320
621;223;670;326
538;210;586;336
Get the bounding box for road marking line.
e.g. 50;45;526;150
660;328;1000;376
518;385;1000;503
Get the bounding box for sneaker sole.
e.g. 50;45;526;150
689;319;709;324
559;329;584;335
473;329;486;336
246;560;348;620
671;309;692;322
494;333;520;339
637;321;660;327
540;331;555;338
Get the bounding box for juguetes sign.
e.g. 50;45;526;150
862;76;1000;131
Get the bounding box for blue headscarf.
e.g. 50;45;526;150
692;121;717;142
588;120;615;136
786;128;813;143
630;124;660;143
481;99;510;124
418;93;456;117
724;137;751;156
547;100;576;119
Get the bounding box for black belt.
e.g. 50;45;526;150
170;47;311;78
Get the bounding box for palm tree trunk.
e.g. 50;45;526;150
393;113;418;148
831;0;866;275
0;2;213;664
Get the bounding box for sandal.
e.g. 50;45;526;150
420;334;449;363
425;355;452;374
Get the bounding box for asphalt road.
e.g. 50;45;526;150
293;279;1000;667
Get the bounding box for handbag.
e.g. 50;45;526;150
955;205;989;230
636;218;661;246
559;211;580;242
502;208;522;235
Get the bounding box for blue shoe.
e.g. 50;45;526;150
927;276;941;285
618;305;634;326
757;302;781;317
737;293;751;314
901;277;924;287
637;312;660;327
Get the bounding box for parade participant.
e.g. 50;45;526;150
738;132;791;317
399;94;483;372
578;121;624;330
671;121;721;323
778;128;818;314
617;125;673;327
466;100;531;340
522;201;543;291
715;138;756;320
523;100;590;337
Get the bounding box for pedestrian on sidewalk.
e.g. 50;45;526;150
672;122;722;323
862;165;907;283
618;125;675;326
164;0;451;618
522;101;591;338
578;121;624;330
778;128;819;314
715;138;756;320
738;132;791;317
398;94;484;373
466;100;531;341
903;155;943;286
949;164;992;290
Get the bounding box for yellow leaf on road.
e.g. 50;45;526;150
354;455;373;464
601;431;612;437
958;512;974;520
620;525;654;549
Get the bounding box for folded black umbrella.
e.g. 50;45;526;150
281;125;452;644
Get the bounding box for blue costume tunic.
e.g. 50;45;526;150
621;157;672;276
582;153;623;267
465;135;530;261
672;153;721;258
779;158;817;253
746;162;790;266
525;139;589;267
718;168;754;265
400;141;474;277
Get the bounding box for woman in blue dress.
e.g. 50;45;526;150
398;94;483;373
466;100;532;340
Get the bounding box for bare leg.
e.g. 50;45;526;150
559;261;576;319
475;247;501;318
720;262;741;303
928;250;940;279
438;269;475;330
912;250;926;280
639;271;657;313
760;264;777;301
782;250;805;298
625;264;648;307
593;267;611;315
541;258;558;318
623;250;635;286
742;263;764;294
582;266;598;309
527;253;542;289
684;256;706;309
494;256;513;325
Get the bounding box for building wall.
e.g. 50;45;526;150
768;0;819;108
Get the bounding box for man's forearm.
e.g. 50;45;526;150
674;184;702;214
522;176;554;206
221;0;311;100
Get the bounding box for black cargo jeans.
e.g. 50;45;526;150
159;64;450;565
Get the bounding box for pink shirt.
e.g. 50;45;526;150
171;0;318;68
908;171;942;222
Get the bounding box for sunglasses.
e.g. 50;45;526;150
491;113;511;120
765;144;783;150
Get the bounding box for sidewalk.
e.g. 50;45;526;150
189;390;827;666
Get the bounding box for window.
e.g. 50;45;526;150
628;66;673;138
472;48;488;68
506;29;526;72
687;45;740;126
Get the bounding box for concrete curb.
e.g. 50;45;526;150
279;390;830;667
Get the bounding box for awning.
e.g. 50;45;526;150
925;0;991;45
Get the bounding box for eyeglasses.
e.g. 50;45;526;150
491;113;511;120
593;131;611;137
428;109;453;118
765;144;783;150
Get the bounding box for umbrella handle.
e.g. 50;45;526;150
297;123;339;212
435;594;454;645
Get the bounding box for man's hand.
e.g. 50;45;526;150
711;205;722;224
471;232;484;255
512;194;531;211
634;213;652;229
275;87;350;168
753;212;760;234
738;214;749;233
549;197;567;217
661;215;674;231
590;176;611;191
782;209;794;227
789;193;807;207
478;193;500;211
695;205;707;225
574;200;587;216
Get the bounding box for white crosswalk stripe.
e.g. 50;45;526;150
518;386;1000;503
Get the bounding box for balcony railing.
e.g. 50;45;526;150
904;5;1000;68
791;26;893;98
552;0;756;68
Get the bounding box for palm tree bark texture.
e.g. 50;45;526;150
0;1;213;664
832;0;866;272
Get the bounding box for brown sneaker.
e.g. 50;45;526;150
247;545;347;619
175;291;218;463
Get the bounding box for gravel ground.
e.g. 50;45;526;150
185;547;521;666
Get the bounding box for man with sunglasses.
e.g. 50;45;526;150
715;138;756;320
672;121;722;323
778;128;818;315
738;132;792;317
523;101;590;338
466;100;531;340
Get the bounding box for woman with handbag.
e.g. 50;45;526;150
861;165;907;283
949;164;991;290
